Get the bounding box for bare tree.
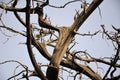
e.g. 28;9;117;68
0;0;120;80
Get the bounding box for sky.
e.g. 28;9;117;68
0;0;120;80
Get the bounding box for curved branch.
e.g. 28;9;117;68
0;25;25;36
12;0;26;27
26;0;46;80
103;43;120;79
0;3;40;13
11;0;52;72
73;61;102;80
0;4;26;12
41;0;49;8
38;18;59;31
34;0;82;8
0;60;27;68
71;53;120;68
105;75;120;80
8;70;26;80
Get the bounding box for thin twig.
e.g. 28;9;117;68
33;0;82;8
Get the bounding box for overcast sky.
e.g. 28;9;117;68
0;0;120;80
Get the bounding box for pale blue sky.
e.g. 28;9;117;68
0;0;120;80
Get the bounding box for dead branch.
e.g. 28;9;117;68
8;70;27;80
0;16;25;36
0;0;106;80
12;0;26;27
0;60;30;80
105;75;120;80
101;25;115;41
33;0;83;8
70;51;120;67
0;60;27;68
0;26;25;36
26;0;46;80
74;30;100;36
101;25;120;79
72;0;103;31
46;0;103;80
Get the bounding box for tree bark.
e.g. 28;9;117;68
46;0;103;80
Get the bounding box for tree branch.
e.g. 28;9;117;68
26;0;46;80
34;0;82;8
12;0;26;27
72;0;103;31
0;25;25;36
0;0;105;80
38;17;59;31
46;0;103;80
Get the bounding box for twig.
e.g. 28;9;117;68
8;70;25;80
0;60;26;68
0;26;26;36
102;25;120;79
98;6;102;19
34;0;82;8
74;30;100;36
